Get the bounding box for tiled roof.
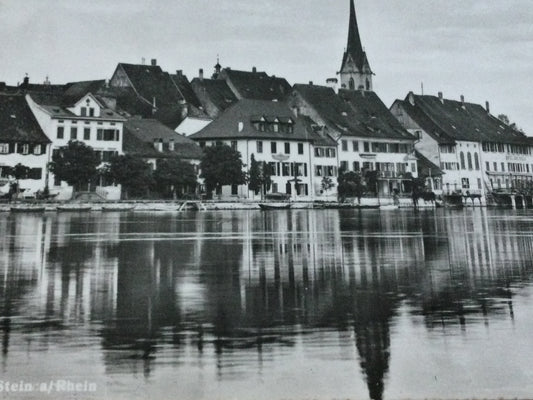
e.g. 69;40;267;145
29;93;125;121
190;99;324;144
415;150;444;177
0;94;50;143
124;118;203;160
191;78;237;114
399;94;530;145
170;73;202;108
293;84;413;140
221;68;292;101
117;63;184;107
63;80;106;105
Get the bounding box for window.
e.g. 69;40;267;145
462;178;470;189
231;141;237;150
485;162;490;171
314;147;324;157
340;161;348;171
257;141;263;153
341;140;348;151
327;148;336;158
460;152;466;170
315;166;323;177
57;126;64;139
0;143;9;154
101;151;118;162
363;142;370;153
349;78;355;90
70;127;77;140
477;178;482;190
467;152;473;170
474;153;480;170
282;163;291;176
353;161;360;171
80;107;87;117
97;129;119;141
501;162;505;172
33;144;41;155
493;162;498;172
28;168;42;180
284;142;290;154
22;144;29;155
298;143;304;155
352;141;359;152
271;142;277;154
89;108;95;117
84;128;91;140
231;184;238;195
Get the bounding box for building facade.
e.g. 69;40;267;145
27;93;126;200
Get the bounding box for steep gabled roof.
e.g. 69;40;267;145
170;73;202;108
124;118;203;160
63;80;106;106
191;78;238;113
220;68;292;101
293;84;413;140
190;99;318;142
0;94;51;143
116;63;184;107
399;93;530;145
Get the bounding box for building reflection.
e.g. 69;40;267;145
0;210;533;399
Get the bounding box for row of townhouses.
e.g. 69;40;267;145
1;0;532;204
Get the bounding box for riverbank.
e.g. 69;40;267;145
0;197;441;212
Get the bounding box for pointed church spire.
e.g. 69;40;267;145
338;0;373;91
346;0;366;72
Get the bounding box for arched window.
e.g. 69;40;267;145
474;153;480;170
460;152;466;170
349;78;355;90
467;152;473;170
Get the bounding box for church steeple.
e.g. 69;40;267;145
339;0;373;91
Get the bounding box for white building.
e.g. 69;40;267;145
27;92;126;200
0;93;51;197
190;99;335;200
391;92;533;206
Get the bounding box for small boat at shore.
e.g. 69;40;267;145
57;205;93;212
10;206;46;213
258;203;291;210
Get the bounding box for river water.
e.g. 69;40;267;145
0;209;532;400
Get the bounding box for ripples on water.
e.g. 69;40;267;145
0;209;533;400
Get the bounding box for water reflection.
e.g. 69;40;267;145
0;210;533;399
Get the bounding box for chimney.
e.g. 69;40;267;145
169;139;175;152
199;68;204;81
438;92;444;104
22;74;29;87
485;101;490;113
176;70;183;77
460;95;465;109
309;81;313;86
151;58;157;66
141;57;146;65
252;66;257;73
408;91;415;106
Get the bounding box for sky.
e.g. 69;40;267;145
1;0;532;133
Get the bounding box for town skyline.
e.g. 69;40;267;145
1;0;532;134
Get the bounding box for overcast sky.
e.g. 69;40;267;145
1;0;532;133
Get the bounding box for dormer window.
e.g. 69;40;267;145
80;107;87;116
89;108;95;117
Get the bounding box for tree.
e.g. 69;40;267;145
200;144;246;197
104;154;154;199
364;170;379;196
321;176;334;196
153;158;198;199
48;141;100;194
248;154;261;194
5;163;30;199
337;171;364;203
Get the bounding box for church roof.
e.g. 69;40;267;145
340;0;372;73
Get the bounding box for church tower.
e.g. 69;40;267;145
339;0;373;91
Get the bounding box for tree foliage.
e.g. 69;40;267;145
104;154;154;199
337;171;364;203
321;176;334;194
248;154;272;198
154;158;198;199
49;141;100;192
200;145;246;194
